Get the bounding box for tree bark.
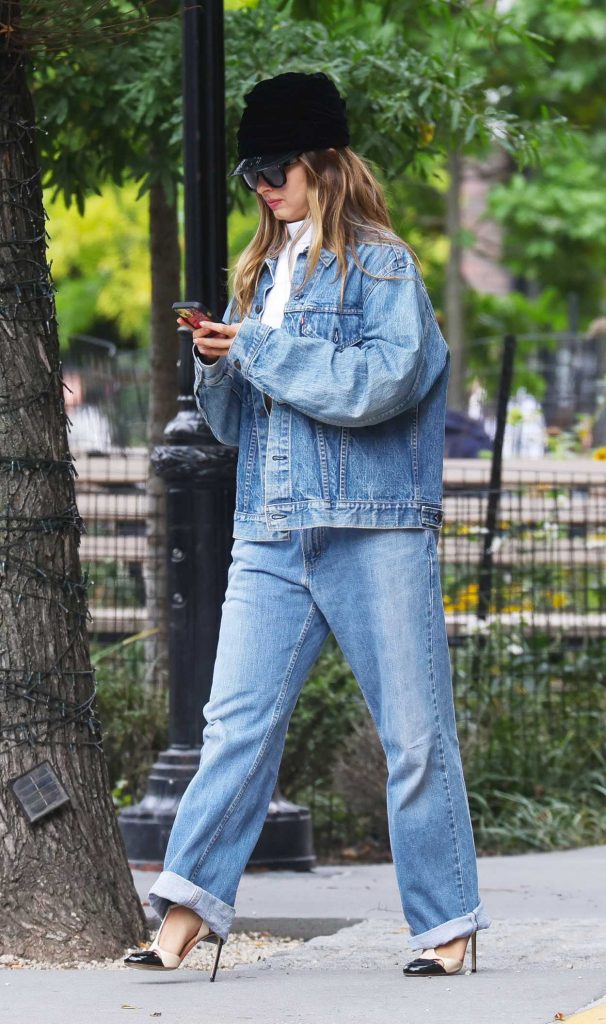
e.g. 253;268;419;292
445;148;466;411
0;5;146;961
144;179;180;691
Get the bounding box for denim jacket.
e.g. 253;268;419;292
193;235;450;541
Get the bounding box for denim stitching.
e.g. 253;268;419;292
286;402;293;496
190;599;320;877
315;423;331;501
411;404;419;501
242;420;257;512
339;427;349;500
426;529;467;915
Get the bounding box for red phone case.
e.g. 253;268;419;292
175;307;213;329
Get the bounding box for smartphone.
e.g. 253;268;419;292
172;300;215;329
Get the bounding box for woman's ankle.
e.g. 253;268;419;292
434;935;468;961
156;905;204;955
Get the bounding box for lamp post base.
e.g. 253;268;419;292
248;790;316;870
119;754;316;871
118;747;200;868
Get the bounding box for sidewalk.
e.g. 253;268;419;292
3;846;606;1024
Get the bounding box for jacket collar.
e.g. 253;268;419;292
264;247;337;269
318;249;338;267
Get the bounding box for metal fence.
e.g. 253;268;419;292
439;458;605;847
76;450;151;640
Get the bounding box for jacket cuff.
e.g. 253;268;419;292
226;317;271;376
192;344;228;387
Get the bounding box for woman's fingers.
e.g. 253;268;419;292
176;318;224;337
195;337;230;353
191;320;241;358
180;318;240;359
193;333;232;360
194;321;238;339
177;319;240;339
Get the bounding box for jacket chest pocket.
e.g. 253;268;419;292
301;310;363;351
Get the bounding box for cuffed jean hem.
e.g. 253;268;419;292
407;901;491;950
148;870;235;943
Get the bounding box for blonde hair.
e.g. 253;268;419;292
229;147;413;320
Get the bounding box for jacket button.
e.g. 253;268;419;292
234;358;241;369
255;304;263;313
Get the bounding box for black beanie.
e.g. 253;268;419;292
230;72;350;176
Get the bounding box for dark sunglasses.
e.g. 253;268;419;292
240;156;300;192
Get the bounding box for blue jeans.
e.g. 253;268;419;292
148;527;491;948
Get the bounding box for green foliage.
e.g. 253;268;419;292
84;559;145;610
505;0;606;129
92;637;168;806
469;790;606;854
488;134;606;321
227;204;261;267
33;0;560;214
224;0;560;200
33;1;606;367
470;288;569;340
45;180;272;347
465;289;564;400
34;0;573;352
453;625;606;852
30;5;182;212
283;625;606;855
481;0;606;326
452;629;606;803
46;182;151;346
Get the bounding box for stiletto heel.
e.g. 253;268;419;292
124;905;225;978
209;937;224;982
403;933;478;977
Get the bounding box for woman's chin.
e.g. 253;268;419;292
271;207;309;222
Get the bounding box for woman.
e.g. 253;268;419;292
125;71;490;981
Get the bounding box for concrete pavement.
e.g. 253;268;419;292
2;966;605;1024
2;846;605;1024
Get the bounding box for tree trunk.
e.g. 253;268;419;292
143;179;180;691
445;148;466;411
0;5;146;961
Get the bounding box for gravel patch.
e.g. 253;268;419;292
0;931;303;971
3;917;604;975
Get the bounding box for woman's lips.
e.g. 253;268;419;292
266;199;283;209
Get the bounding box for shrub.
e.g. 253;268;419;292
92;637;168;806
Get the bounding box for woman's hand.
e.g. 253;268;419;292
178;317;241;360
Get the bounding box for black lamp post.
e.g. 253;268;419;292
119;0;314;871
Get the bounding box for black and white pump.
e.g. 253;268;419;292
124;906;225;982
403;933;477;977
